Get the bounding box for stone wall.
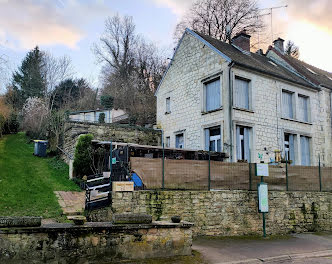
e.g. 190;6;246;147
0;222;192;263
62;121;161;162
89;190;332;237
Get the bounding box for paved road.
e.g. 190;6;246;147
193;232;332;264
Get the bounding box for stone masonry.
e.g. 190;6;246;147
156;31;332;165
89;190;332;237
62;121;161;163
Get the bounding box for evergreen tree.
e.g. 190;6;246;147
12;46;45;107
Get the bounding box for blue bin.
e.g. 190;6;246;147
33;140;48;157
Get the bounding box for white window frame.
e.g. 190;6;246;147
204;126;222;152
300;135;311;166
165;136;170;148
235;125;251;162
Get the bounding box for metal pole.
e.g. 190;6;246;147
110;141;112;185
162;143;165;189
286;152;289;191
261;175;266;238
319;154;322;192
208;151;211;191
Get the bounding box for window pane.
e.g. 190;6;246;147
206;79;221;111
235;78;249;109
282;91;293;119
176;134;184;149
298;96;308;122
300;136;310;165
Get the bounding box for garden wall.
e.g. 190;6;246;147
62;121;161;163
89;190;332;237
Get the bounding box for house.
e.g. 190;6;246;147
69;109;128;124
156;29;332;166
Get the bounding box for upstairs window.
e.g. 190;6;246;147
165;97;171;114
298;95;309;122
204;126;221;152
282;90;294;119
205;78;221;112
234;77;250;109
175;133;184;149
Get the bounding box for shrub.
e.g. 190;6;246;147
98;113;105;123
73;134;93;178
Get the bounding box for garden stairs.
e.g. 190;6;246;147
54;191;86;220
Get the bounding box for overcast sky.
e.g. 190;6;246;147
1;0;332;93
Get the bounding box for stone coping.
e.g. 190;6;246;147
0;221;193;234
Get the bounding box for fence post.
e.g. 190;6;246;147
162;143;165;189
286;152;289;191
319;154;322;192
249;163;252;191
208;151;211;191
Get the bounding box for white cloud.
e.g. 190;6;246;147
149;0;194;16
0;0;111;50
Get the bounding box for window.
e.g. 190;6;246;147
234;77;250;109
236;126;250;161
282;91;294;119
284;133;295;163
175;133;184;149
300;136;310;166
165;97;171;114
298;95;309;122
166;137;170;148
204;78;221;111
204;126;221;152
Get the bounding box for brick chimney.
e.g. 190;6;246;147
273;38;285;53
232;30;251;52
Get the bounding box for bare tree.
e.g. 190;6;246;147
174;0;264;43
94;14;167;125
41;53;74;110
285;40;299;59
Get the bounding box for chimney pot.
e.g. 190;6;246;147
273;38;285;53
232;30;251;52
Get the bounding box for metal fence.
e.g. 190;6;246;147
130;155;332;192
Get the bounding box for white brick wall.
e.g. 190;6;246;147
156;32;332;166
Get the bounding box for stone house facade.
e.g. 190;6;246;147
156;29;332;166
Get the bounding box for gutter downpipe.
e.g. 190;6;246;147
228;61;235;162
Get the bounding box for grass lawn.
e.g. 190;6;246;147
0;133;80;219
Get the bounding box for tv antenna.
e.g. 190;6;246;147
259;5;288;43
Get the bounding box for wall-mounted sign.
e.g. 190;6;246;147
258;183;269;213
255;163;269;177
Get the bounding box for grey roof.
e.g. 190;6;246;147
194;31;317;90
268;47;332;90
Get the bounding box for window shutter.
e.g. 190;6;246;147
244;127;250;161
205;129;210;151
235;78;249;109
206;79;221;111
282;92;293;119
236;126;241;160
301;136;310;165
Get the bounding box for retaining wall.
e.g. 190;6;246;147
89;190;332;236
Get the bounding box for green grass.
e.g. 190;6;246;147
0;133;80;219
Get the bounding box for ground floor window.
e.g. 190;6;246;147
236;126;250;161
300;136;310;166
165;136;170;148
284;133;295;163
205;126;221;152
175;133;184;149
